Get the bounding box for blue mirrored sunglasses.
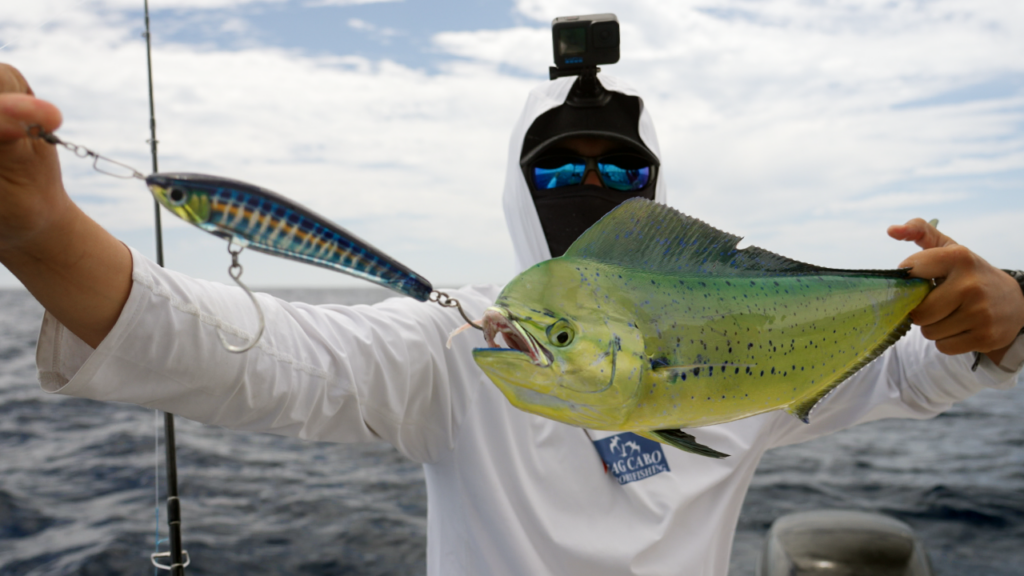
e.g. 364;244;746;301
531;154;654;192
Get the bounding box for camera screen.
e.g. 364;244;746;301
558;27;586;56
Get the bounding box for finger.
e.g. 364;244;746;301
0;63;33;96
887;217;957;250
930;330;981;357
899;244;975;279
0;93;62;141
908;282;963;327
918;307;972;342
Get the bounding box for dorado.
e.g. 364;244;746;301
472;198;930;458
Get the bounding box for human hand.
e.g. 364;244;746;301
0;63;70;253
889;218;1024;365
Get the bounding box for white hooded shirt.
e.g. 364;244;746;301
35;76;1023;576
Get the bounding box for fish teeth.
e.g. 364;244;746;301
480;307;551;367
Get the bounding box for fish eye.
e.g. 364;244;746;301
167;186;188;207
546;319;575;348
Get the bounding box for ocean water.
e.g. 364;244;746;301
0;287;1021;575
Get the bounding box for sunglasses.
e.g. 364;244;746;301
529;153;655;192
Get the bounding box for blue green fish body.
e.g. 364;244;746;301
145;173;432;301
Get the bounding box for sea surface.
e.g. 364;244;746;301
0;287;1022;575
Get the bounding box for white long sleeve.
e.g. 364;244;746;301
36;246;499;464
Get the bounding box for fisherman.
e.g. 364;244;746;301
2;60;1024;576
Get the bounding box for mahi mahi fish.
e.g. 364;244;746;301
472;198;930;458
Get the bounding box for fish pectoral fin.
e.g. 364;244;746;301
641;429;730;459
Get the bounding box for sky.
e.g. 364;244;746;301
1;0;1022;290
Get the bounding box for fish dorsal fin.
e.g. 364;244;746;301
563;198;907;279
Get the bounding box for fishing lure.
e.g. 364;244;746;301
26;125;481;352
146;173;434;301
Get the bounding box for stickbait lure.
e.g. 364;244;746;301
146;173;433;301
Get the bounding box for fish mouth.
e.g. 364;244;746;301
480;307;552;367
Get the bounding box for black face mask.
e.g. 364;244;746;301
533;184;655;258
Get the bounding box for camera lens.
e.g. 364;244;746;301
592;22;618;48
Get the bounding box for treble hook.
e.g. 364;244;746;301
217;239;266;353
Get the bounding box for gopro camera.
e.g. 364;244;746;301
550;13;620;80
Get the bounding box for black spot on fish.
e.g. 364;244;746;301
760;370;764;376
693;367;701;376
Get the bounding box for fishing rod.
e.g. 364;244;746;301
142;1;188;573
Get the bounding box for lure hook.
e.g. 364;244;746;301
430;290;483;331
217;240;266;353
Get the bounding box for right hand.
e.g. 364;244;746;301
0;63;69;252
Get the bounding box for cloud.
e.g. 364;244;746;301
347;17;400;40
433;26;548;74
307;0;401;6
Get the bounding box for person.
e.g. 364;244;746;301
2;61;1024;576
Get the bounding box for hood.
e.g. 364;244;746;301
501;74;668;273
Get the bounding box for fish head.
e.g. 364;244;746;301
472;261;646;429
146;173;213;227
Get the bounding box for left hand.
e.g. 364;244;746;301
888;218;1024;366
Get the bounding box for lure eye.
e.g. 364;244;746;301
166;186;188;207
546;319;576;348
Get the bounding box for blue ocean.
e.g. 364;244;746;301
1;287;1021;575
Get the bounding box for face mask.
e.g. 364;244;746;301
532;184;655;258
